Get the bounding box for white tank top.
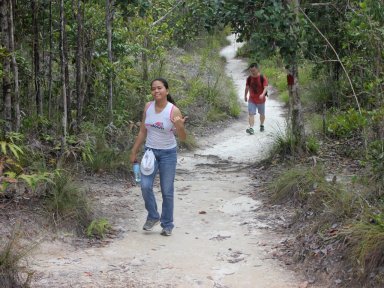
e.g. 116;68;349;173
145;101;177;149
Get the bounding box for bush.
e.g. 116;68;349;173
306;134;320;154
308;113;324;134
207;108;228;122
86;218;111;239
301;78;335;109
0;224;34;288
269;128;296;158
327;108;367;138
44;171;92;232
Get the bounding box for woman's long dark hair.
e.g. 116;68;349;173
151;77;176;105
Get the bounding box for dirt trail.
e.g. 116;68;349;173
30;36;301;288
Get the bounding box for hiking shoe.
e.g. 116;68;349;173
160;228;172;236
143;219;160;231
246;127;254;135
260;125;265;132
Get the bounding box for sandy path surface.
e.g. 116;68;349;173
30;35;301;288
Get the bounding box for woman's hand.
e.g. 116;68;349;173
171;107;187;141
129;152;137;164
172;115;188;129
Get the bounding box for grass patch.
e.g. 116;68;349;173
86;218;111;239
308;113;324;134
44;171;92;233
0;224;34;288
84;134;131;174
179;134;198;150
268;128;295;158
344;213;384;282
270;166;319;205
306;134;320;155
207;108;228;122
270;166;362;222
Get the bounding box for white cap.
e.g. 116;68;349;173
140;149;155;175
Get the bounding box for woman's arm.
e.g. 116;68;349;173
130;103;150;163
171;106;187;141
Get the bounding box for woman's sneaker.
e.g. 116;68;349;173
246;127;255;135
160;228;172;236
143;219;160;231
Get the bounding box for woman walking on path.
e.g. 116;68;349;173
130;78;187;236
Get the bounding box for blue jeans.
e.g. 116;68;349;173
141;146;177;230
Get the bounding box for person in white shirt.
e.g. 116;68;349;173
130;78;187;236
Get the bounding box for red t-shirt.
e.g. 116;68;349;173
246;75;268;104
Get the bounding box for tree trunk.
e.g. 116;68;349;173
106;0;114;122
84;37;94;108
75;0;84;130
287;0;306;153
63;11;72;130
83;23;95;109
59;0;68;143
48;0;53;119
31;0;42;116
1;0;12;132
289;64;306;152
142;36;149;81
376;43;383;107
9;0;20;131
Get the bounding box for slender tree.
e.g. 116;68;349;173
48;0;53;119
75;0;84;129
9;0;20;131
63;7;71;130
1;0;12;132
286;0;305;152
106;0;114;122
59;0;68;142
31;0;42;116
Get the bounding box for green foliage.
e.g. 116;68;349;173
207;108;228;122
271;166;361;220
220;0;299;63
344;213;384;282
306;134;320;155
61;135;95;165
168;32;240;125
367;140;384;183
18;172;53;193
269;128;296;158
301;78;336;109
0;141;23;161
86;218;111;239
228;95;241;117
308;113;324;134
0;224;34;288
179;134;198;151
327;109;368;138
271;166;320;204
44;172;91;231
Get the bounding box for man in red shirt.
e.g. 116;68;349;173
244;63;268;134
